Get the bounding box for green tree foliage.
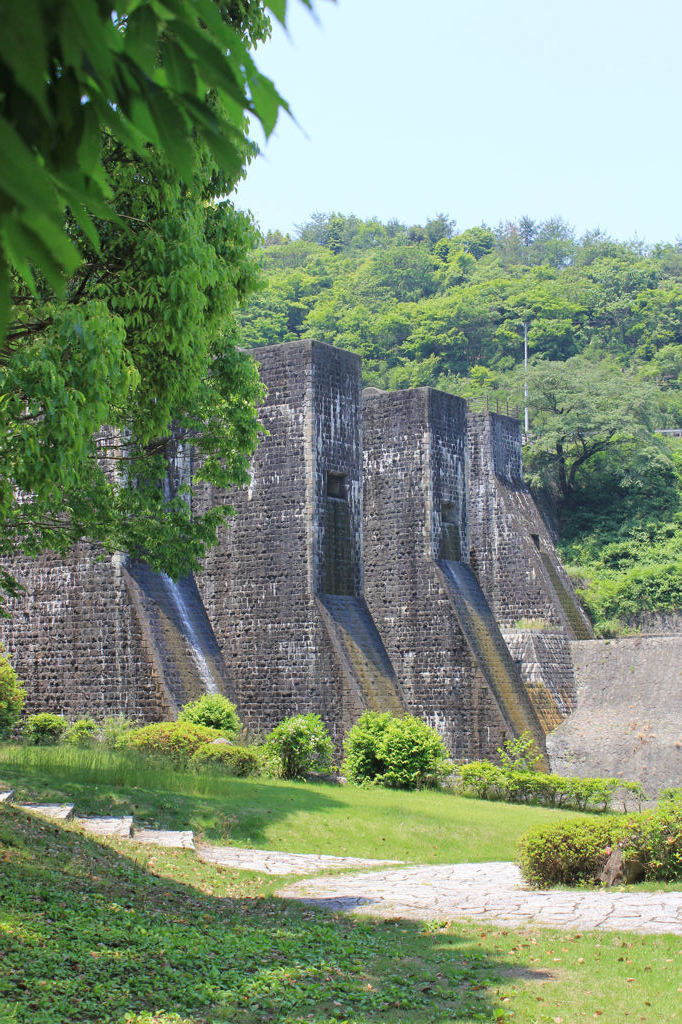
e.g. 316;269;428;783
177;694;241;738
1;1;310;605
239;214;682;629
0;644;25;737
519;356;663;518
0;0;303;331
264;713;334;780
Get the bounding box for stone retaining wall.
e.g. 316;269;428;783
548;636;682;795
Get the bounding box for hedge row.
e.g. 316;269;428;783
518;789;682;887
456;760;646;812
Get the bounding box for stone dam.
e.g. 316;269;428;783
2;339;680;787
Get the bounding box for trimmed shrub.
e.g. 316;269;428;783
518;819;621;888
343;711;450;790
0;644;25;738
177;694;241;739
64;718;99;747
264;714;334;780
456;749;643;813
342;711;394;784
620;801;682;881
120;721;223;765
519;799;682;888
456;760;507;800
375;716;450;790
101;714;135;748
24;712;68;746
190;743;262;777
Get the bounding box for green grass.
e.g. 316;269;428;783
0;744;599;863
1;803;680;1024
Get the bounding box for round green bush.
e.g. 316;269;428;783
517;819;623;888
519;800;682;889
189;743;262;777
64;717;99;746
620;800;682;881
343;711;450;789
342;711;393;783
120;721;223;765
24;712;68;746
177;694;241;738
264;713;334;780
375;716;450;789
0;644;25;738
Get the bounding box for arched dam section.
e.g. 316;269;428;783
1;338;590;760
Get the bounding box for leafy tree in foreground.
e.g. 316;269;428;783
0;643;25;737
0;1;314;605
0;0;305;333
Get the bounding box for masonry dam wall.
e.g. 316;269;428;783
2;339;595;760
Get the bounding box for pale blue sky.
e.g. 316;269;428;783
235;0;681;244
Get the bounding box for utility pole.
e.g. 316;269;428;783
522;321;529;434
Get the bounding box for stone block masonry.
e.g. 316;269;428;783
467;412;592;639
1;545;168;722
362;386;546;761
1;339;591;762
192;340;403;750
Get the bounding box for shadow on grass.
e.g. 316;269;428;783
0;804;545;1024
0;745;343;845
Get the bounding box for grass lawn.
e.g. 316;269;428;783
0;744;599;864
1;802;680;1024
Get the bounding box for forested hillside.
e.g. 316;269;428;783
237;214;682;635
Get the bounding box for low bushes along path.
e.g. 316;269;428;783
4;789;681;935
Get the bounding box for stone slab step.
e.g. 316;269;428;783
0;790;14;803
132;828;195;850
18;803;74;821
197;844;403;876
75;816;133;839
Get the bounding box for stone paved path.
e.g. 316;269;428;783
133;828;195;850
19;803;74;821
8;799;681;934
75;816;133;839
197;844;402;876
281;862;682;935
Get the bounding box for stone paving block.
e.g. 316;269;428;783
280;861;682;935
132;828;195;850
18;803;74;821
75;816;133;839
0;790;14;803
197;844;403;876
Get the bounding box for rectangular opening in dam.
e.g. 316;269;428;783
327;472;347;499
440;501;462;562
322;471;355;595
531;533;541;550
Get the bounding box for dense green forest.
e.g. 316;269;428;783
237;213;682;635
